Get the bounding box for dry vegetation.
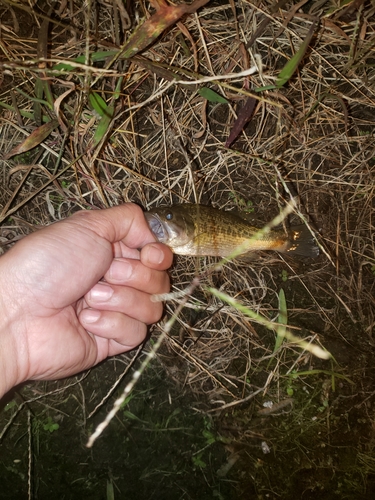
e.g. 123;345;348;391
1;0;375;498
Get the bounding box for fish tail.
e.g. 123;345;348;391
284;224;319;257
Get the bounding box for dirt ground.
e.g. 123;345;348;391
1;0;375;498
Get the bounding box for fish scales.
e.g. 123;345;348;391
145;204;319;258
187;207;288;256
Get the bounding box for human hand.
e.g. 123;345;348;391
0;204;173;398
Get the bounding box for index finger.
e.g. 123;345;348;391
69;203;156;249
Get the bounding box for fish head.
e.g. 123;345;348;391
145;205;195;249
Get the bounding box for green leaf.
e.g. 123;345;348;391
198;87;228;103
113;76;124;101
92;105;115;147
43;417;60;433
0;101;50;122
192;453;206;469
286;387;294;396
280;269;288;282
288;369;354;385
202;429;216;444
89;92;109;118
14;87;52;109
254;84;277;92
275;22;317;88
52;52;113;72
274;288;287;352
107;480;115;500
4;400;17;412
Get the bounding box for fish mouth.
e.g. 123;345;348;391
145;213;168;243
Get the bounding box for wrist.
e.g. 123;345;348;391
0;314;21;400
0;263;24;399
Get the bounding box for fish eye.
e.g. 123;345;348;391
166;212;173;220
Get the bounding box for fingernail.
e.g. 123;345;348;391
147;244;164;265
108;259;133;281
81;309;101;323
90;283;114;301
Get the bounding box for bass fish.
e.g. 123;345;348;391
145;204;319;258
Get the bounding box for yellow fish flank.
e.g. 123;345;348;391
145;204;319;258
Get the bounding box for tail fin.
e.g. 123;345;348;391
286;225;319;257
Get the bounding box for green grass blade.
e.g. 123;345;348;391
198;87;228;103
208;287;330;359
289;369;354;385
113;76;124;101
92;105;115;147
0;101;50;122
14;87;52;109
254;84;277;92
274;288;287;352
89;92;109;118
275;21;317;88
52;51;119;72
